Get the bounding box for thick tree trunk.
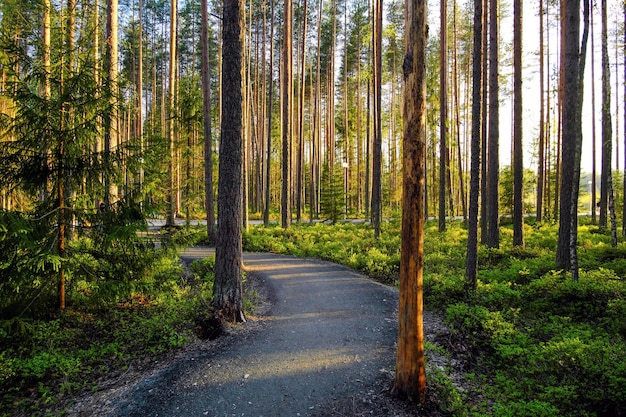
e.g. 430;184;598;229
555;0;581;271
394;0;427;402
214;0;245;323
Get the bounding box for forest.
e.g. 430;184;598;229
0;0;625;415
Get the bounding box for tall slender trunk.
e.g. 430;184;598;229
166;0;178;226
264;0;275;227
479;0;488;243
201;0;216;243
537;0;545;222
371;0;383;238
486;0;499;248
297;0;308;222
465;0;483;291
281;0;293;228
512;0;523;246
439;0;448;232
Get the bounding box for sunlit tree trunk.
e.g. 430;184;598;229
214;0;245;323
104;0;119;208
537;0;545;223
264;0;275;226
394;0;427;402
166;0;178;227
371;0;383;238
296;0;308;223
439;0;448;232
281;0;292;229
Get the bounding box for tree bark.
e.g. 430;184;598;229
371;0;383;238
555;0;581;271
214;0;245;323
512;0;523;247
486;0;499;248
439;0;448;232
201;0;216;244
281;0;293;229
465;0;483;292
166;0;178;226
394;0;427;403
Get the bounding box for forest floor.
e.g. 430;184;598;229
64;249;470;417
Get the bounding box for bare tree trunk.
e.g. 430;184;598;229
215;0;245;323
264;0;275;226
201;0;216;243
105;0;119;208
394;0;427;403
166;0;178;226
439;0;448;232
465;0;483;291
486;0;499;248
371;0;383;238
281;0;292;229
479;0;488;243
537;0;545;222
556;0;582;271
512;0;523;246
297;0;308;223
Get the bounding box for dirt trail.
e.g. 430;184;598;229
68;249;451;417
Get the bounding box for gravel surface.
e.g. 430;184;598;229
67;249;457;417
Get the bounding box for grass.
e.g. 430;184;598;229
3;219;625;417
0;244;236;417
241;219;626;417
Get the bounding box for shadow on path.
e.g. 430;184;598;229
110;249;399;417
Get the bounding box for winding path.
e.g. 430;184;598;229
107;248;400;417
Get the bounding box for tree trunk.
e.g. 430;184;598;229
486;0;499;248
264;0;275;227
215;0;245;323
394;0;427;402
479;0;488;243
201;0;216;244
623;0;626;236
465;0;483;292
439;0;448;232
371;0;383;238
555;0;581;271
599;0;611;229
281;0;292;229
166;0;178;227
105;0;119;208
512;0;523;246
297;0;308;223
537;0;545;223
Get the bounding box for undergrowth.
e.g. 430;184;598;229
0;237;221;417
242;219;626;417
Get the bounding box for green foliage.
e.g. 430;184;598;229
244;220;626;416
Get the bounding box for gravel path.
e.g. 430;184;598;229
105;249;401;417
